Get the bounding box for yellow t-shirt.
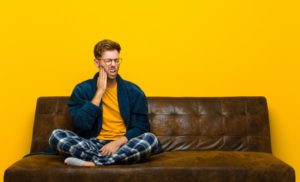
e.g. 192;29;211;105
97;83;126;140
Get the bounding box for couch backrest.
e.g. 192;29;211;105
30;97;271;153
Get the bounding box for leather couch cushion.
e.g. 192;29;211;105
5;151;294;182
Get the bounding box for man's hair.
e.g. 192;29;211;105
94;39;121;58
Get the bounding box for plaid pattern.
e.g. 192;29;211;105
49;129;162;165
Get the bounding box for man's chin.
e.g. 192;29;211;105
107;75;117;80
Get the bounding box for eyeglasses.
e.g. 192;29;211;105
99;58;122;65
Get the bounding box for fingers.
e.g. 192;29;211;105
103;68;107;79
97;67;107;89
100;61;110;74
99;142;118;156
102;68;107;89
102;151;112;156
99;61;108;70
99;67;107;79
99;148;112;156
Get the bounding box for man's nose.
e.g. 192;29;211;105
111;60;117;66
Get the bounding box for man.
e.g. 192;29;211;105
49;39;162;166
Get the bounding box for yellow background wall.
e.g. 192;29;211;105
0;0;299;181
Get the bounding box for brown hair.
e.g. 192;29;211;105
94;39;121;58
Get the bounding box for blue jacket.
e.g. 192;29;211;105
68;73;150;140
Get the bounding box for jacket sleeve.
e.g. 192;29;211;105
68;84;101;131
125;89;150;140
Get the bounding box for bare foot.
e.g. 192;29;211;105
83;161;96;166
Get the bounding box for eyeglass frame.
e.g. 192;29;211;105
97;58;122;65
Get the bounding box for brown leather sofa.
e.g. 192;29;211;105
5;96;295;182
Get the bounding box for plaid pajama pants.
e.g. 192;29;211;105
49;129;162;165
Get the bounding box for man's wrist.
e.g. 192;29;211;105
95;89;104;96
114;136;128;147
91;90;104;106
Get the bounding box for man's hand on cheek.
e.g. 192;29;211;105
99;62;109;74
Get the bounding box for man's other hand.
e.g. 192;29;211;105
99;136;128;156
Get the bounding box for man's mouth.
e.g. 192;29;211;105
109;69;116;74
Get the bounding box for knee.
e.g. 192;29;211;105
143;132;162;154
144;132;157;139
142;132;158;144
48;129;66;146
50;129;65;138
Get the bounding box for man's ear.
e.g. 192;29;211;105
94;58;100;68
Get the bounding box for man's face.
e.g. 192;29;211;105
95;50;121;80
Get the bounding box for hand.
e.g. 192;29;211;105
97;66;107;94
99;137;128;156
99;141;120;156
91;66;107;106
